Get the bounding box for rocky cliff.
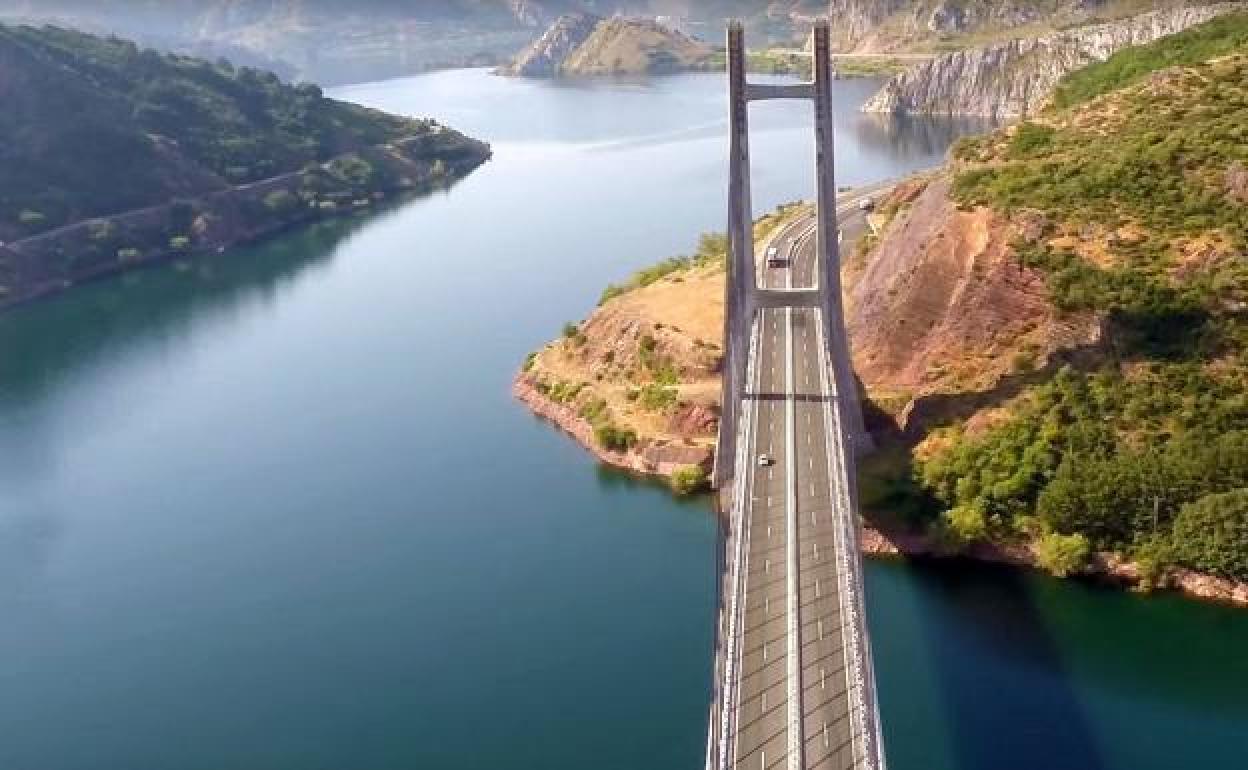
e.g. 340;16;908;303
498;12;601;76
862;3;1243;116
501;14;716;76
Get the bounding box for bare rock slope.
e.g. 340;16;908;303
863;3;1242;117
501;14;714;76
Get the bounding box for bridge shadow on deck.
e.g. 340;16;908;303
745;392;833;404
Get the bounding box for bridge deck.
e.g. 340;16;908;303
710;213;880;770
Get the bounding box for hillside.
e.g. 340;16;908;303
502;14;717;76
0;25;490;307
861;24;1248;592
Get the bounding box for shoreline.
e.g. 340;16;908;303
514;373;1248;608
1;139;490;313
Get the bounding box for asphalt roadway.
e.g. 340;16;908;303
726;188;879;770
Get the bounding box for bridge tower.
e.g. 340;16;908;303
713;19;867;490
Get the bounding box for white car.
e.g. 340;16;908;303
757;454;773;467
858;197;875;211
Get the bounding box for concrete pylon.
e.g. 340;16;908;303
712;18;868;491
712;20;754;490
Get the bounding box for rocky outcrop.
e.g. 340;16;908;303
513;378;713;477
863;4;1244;117
498;11;600;76
500;14;715;77
826;0;1124;53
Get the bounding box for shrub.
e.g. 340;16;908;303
1168;489;1248;580
562;322;579;339
941;502;989;547
671;465;710;495
638;384;678;412
263;189;298;214
594;423;637;451
1036;531;1091;578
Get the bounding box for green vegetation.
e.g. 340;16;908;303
637;334;681;385
1168;490;1248;580
1051;12;1248;109
0;24;486;240
544;390;635;453
593;422;638;452
1036;531;1091;577
671;465;710;495
637;384;678;412
598;233;727;305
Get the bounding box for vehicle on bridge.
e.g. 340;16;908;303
766;245;787;268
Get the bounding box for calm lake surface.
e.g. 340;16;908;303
2;69;1246;770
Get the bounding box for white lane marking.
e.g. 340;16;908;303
783;269;804;770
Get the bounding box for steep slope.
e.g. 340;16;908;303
560;16;717;74
502;14;717;76
499;12;601;75
862;4;1245;117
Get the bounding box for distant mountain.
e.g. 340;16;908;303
0;1;821;84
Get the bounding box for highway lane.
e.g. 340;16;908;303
724;189;879;770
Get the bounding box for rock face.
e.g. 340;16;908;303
501;14;715;77
498;11;601;76
826;0;1107;52
846;176;1101;412
862;4;1244;117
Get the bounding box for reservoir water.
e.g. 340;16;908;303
1;69;1246;770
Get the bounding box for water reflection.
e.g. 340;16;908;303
851;111;997;162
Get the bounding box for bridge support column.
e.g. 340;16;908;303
812;23;871;457
713;21;756;490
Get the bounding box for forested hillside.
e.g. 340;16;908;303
894;13;1248;583
0;24;485;241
